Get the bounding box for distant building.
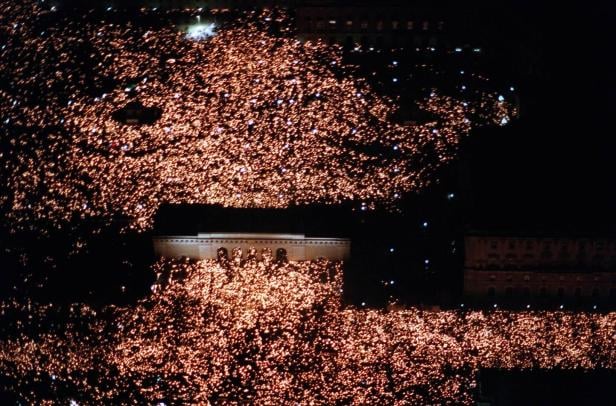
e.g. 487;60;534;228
296;0;446;49
464;234;616;306
153;205;352;261
154;232;350;260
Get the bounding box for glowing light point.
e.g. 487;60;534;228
498;95;505;102
186;23;216;40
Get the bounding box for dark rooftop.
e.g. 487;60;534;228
153;204;353;237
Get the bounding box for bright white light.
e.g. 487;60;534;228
500;116;509;126
186;23;216;40
454;47;462;52
498;95;505;102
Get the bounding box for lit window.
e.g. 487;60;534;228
407;21;414;30
422;21;429;30
392;20;399;30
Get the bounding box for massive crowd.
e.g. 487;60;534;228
0;258;613;404
3;3;593;404
0;1;515;234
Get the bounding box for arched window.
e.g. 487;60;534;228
217;247;229;263
232;247;242;265
261;248;273;263
246;246;257;262
276;248;288;263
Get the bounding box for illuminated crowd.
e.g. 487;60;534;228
0;1;515;233
0;258;613;404
4;3;593;404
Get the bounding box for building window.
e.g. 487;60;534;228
316;19;324;30
523;275;530;281
422;21;429;31
437;21;444;30
376;20;384;31
407;21;414;30
392;20;399;30
345;19;353;28
276;248;288;262
360;20;368;29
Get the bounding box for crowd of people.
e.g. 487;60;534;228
4;3;594;404
0;258;613;404
0;1;515;235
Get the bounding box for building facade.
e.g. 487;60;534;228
464;235;616;306
154;232;351;261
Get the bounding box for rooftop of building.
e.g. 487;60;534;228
153;204;353;237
